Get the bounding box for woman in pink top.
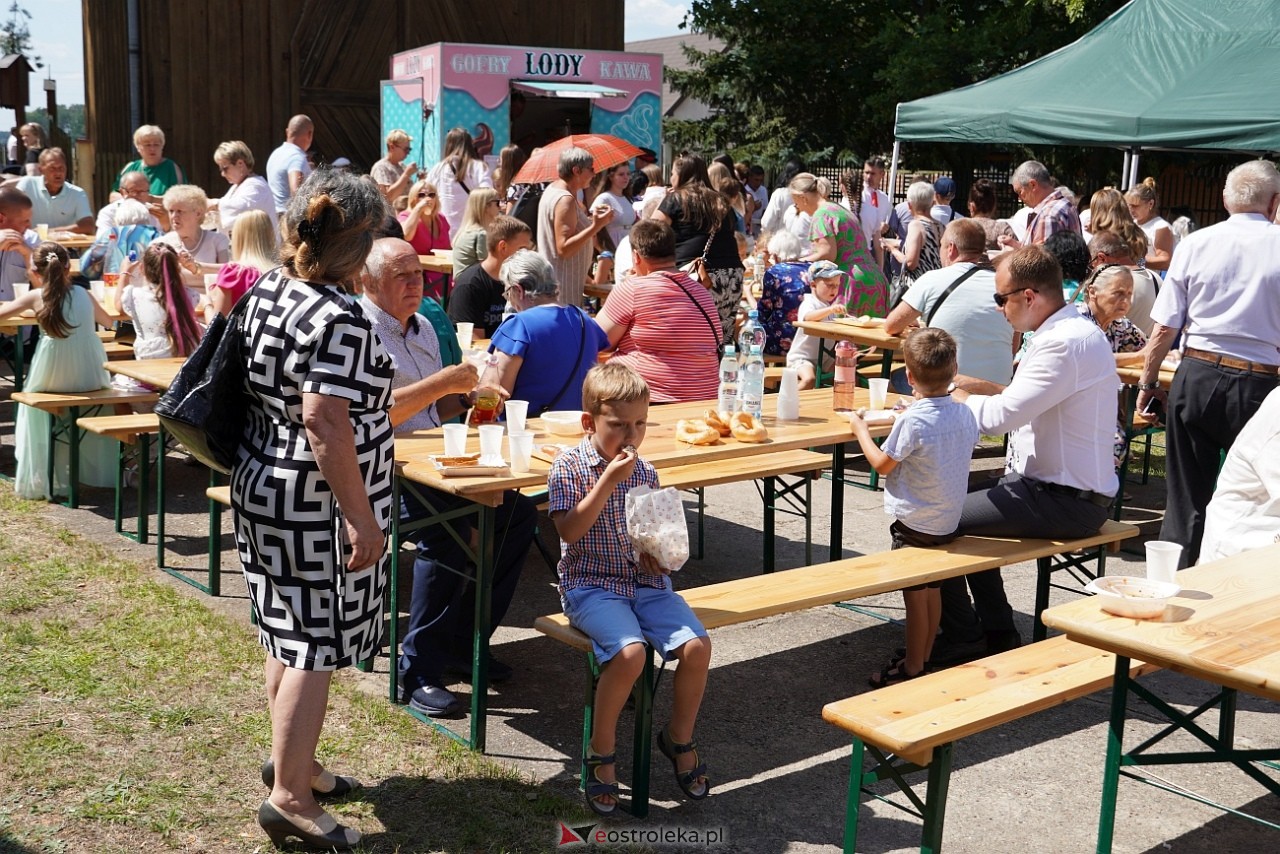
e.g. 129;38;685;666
398;177;452;299
206;208;277;320
596;220;720;403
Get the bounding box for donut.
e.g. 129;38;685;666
730;412;768;443
676;418;720;446
704;409;733;436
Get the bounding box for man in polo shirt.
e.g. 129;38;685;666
265;115;314;214
446;215;532;337
998;160;1079;248
1136;159;1280;568
4;148;93;234
0;187;35;301
360;236;535;718
885;219;1012;390
938;246;1118;663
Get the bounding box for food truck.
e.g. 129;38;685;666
381;42;663;166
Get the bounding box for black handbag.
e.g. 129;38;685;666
153;289;254;475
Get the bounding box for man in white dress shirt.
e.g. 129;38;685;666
1136;159;1280;567
938;245;1118;662
1198;387;1280;563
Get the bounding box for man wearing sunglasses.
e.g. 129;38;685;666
931;245;1118;665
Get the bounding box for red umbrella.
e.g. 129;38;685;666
512;134;646;185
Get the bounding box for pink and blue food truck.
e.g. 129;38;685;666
382;42;663;166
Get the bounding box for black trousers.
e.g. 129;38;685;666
1160;357;1277;567
940;473;1110;642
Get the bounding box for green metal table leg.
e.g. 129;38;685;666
804;476;813;566
11;327;26;390
920;742;954;854
137;433;151;545
630;647;655;818
843;737;867;854
113;439;125;535
67;406;81;509
830;442;846;560
581;653;600;792
155;423;167;569
695;487;705;559
206;468;220;597
763;475;776;573
468;503;497;752
1096;654;1131;854
1033;556;1051;641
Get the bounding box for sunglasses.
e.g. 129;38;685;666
418;191;437;199
992;287;1028;308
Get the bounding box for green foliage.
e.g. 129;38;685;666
28;105;86;141
0;1;41;68
670;0;1128;172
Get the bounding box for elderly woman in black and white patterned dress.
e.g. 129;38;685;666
231;169;392;851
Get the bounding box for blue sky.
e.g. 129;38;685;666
2;0;688;126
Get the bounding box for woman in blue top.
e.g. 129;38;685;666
489;249;608;415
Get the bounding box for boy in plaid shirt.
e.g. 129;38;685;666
548;364;711;816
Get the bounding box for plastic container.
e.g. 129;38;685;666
543;411;586;436
832;340;858;412
737;309;765;367
717;343;739;414
1085;576;1180;619
740;344;765;419
471;354;502;425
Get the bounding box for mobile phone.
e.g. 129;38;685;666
1141;397;1163;420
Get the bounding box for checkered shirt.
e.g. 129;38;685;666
548;438;665;598
1026;188;1081;245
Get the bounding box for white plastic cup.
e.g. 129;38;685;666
868;377;890;411
455;322;474;352
478;423;504;459
90;280;106;302
508;430;534;473
777;368;800;420
35;223;48;241
1145;541;1183;584
12;281;29;299
443;423;468;456
505;399;529;432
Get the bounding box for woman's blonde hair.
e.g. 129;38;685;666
1124;177;1159;208
213;140;254;170
1088;187;1147;260
405;178;444;238
231;209;279;271
162;184;210;214
459;187;499;232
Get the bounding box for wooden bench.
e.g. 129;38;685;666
823;635;1158;853
77;413;161;543
103;341;135;361
13;387;159;507
533;520;1138;816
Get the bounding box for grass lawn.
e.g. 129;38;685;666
0;487;602;854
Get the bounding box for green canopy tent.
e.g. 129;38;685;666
889;0;1280;189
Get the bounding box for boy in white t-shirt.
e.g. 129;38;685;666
849;328;979;687
786;260;847;389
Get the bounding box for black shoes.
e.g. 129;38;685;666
408;683;464;717
257;799;361;850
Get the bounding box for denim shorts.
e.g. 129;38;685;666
562;580;707;664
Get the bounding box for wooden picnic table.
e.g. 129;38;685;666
48;231;95;250
393;386;899;750
419;252;455;310
1041;543;1280;852
105;357;185;389
792;317;903;380
2;296;128;390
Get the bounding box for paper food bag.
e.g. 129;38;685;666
625;485;690;572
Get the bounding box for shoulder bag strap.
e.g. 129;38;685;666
663;271;724;357
923;263;987;327
537;309;589;415
450;160;471;194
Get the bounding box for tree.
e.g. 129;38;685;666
28;105;85;140
666;0;1127;171
0;1;41;68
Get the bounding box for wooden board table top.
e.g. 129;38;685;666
1116;363;1178;391
395;387;898;505
1041;543;1280;702
418;254;453;275
104;357;186;389
793;318;904;352
49;231;95;250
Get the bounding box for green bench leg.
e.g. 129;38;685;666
630;648;656;818
113;439;125;535
763;475;776;573
137;434;151;545
844;739;954;853
920;742;954;853
843;737;867;854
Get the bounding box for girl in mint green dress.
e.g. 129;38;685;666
0;243;117;499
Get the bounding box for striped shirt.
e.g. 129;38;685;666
1026;189;1081;245
601;271;721;403
548;438;665;599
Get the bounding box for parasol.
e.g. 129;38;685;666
512;134;645;185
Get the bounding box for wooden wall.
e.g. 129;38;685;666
82;0;623;206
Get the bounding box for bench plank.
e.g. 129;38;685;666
822;636;1156;766
534;521;1138;652
207;486;231;507
658;449;827;490
77;413;160;442
13;388;159;410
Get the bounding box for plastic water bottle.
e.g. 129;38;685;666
737;309;765;367
717;344;739;413
832;340;858;412
741;344;765;419
471;354;502;425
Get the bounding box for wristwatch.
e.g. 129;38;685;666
1136;381;1159;391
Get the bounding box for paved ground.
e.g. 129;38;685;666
2;395;1276;853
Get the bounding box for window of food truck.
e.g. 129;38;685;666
511;88;592;150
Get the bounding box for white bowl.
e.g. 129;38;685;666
1085;576;1180;619
542;410;586;436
